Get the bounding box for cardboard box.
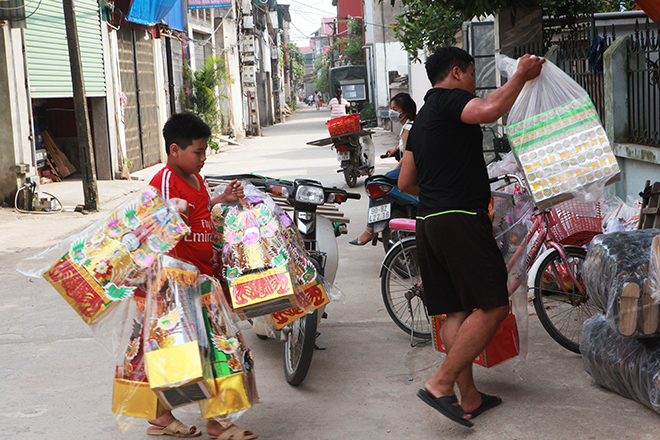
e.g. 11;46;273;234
432;313;519;368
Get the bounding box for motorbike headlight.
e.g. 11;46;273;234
295;185;324;205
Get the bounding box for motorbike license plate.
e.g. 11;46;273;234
337;151;350;161
368;203;392;224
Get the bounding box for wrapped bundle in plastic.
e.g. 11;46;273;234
221;201;310;319
582;313;660;414
144;256;214;409
20;186;189;324
198;276;258;420
496;55;620;209
111;292;168;432
583;230;660;338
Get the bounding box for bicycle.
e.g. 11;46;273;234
380;173;602;353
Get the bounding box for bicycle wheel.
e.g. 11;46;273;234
533;246;597;353
283;309;318;385
381;238;432;340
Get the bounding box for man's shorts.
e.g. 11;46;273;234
416;209;509;315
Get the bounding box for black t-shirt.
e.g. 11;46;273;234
407;87;489;213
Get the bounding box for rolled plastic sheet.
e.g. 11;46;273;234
496;55;620;210
198;276;258;422
17;186;189;325
584;229;660;338
582;313;660;414
143;256;214;409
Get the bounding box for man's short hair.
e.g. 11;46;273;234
425;47;475;86
162;112;212;155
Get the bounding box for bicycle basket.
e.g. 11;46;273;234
547;199;603;246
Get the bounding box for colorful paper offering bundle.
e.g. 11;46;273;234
497;55;620;210
112;295;168;421
507;95;619;209
144;256;214;409
221;201;310;319
42;186;189;324
198;276;258;418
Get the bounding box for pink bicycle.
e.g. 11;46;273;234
380;174;601;353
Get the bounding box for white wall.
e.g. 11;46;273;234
409;53;431;113
373;41;409;112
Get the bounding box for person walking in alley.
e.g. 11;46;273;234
314;90;322;110
147;113;257;440
328;88;351;119
398;47;544;427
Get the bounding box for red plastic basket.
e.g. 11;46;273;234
547;199;603;246
326;113;360;137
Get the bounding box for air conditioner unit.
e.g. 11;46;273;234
242;65;256;84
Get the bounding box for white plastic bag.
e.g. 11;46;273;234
496;55;620;209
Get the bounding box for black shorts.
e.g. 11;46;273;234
416;209;509;316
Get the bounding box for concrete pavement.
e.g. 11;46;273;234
1;105;660;439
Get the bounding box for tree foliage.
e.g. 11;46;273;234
334;19;365;66
387;0;637;60
313;54;330;95
285;42;306;86
184;55;231;150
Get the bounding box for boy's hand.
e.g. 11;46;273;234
213;179;244;206
171;197;189;224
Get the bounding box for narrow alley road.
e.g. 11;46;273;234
1;106;659;439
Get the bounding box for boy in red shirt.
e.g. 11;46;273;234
148;113;256;440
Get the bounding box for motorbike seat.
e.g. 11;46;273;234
365;174;398;186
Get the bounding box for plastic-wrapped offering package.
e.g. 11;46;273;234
143;256;214;409
582;313;660;414
496;55;620;209
584;230;660;338
198;276;258;420
111;293;168;432
36;186;189;324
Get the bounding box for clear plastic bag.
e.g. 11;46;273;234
491;189;535;372
496;55;620;210
143;256;215;409
198;276;258;422
17;186;189;325
584;230;660;338
582;313;660;414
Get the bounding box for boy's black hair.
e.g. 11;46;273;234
425;47;474;86
162;112;212;154
390;92;417;121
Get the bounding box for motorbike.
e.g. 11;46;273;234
307;119;377;188
204;173;360;385
364;170;419;252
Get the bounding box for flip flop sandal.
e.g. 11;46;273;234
465;392;502;419
147;420;202;437
209;424;258;440
416;388;474;427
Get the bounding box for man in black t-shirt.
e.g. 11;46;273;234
399;47;544;427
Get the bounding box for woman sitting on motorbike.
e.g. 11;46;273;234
328;88;351;119
350;92;417;246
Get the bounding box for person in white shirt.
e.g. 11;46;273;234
350;92;417;245
328;89;351;119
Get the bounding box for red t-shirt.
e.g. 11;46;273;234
150;165;214;276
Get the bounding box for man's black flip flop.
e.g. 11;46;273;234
416;389;474;427
466;392;502;419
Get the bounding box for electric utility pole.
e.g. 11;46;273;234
63;0;99;211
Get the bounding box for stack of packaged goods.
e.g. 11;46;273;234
582;230;660;414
